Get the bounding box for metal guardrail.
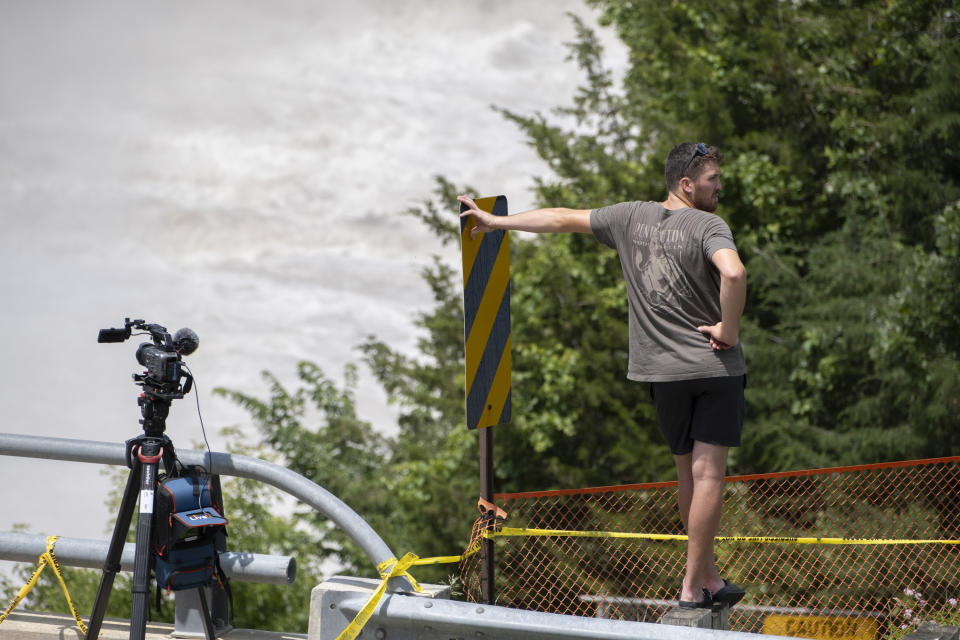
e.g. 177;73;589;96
0;432;412;592
0;532;295;585
309;577;799;640
0;532;295;638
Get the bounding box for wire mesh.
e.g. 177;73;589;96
459;457;960;638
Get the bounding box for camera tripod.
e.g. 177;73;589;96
84;392;216;640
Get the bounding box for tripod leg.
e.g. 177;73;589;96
86;459;142;640
129;441;164;640
197;587;217;640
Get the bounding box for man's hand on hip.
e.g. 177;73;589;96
698;322;737;350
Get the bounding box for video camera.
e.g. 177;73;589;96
98;317;199;402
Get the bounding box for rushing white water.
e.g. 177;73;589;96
0;0;625;573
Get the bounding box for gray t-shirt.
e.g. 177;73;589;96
590;201;746;382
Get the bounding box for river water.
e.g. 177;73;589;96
0;0;624;575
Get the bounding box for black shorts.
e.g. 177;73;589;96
649;375;745;455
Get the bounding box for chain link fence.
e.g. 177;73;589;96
460;457;960;638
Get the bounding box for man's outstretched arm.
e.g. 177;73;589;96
457;195;593;239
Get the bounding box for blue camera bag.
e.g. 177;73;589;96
153;468;228;593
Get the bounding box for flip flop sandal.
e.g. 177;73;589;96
679;587;713;609
712;580;746;606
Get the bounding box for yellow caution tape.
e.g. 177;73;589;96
0;536;93;636
336;552;460;640
486;527;960;545
719;536;960;545
332;538;494;640
490;527;681;541
460;538;483;560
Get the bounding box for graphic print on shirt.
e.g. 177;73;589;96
631;221;693;312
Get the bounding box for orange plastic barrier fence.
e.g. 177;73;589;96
459;457;960;639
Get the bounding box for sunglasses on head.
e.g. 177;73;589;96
681;142;709;178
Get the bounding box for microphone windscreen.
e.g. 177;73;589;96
173;327;200;355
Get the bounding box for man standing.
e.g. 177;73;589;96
457;142;746;608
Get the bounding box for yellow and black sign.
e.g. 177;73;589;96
459;195;511;430
763;614;878;640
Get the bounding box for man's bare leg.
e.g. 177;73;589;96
675;441;728;602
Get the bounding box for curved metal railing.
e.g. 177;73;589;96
0;432;413;591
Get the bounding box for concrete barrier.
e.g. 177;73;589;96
308;575;801;640
0;610;304;640
904;621;960;640
661;603;731;630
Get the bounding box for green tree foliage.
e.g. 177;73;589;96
211;0;959;616
500;1;960;470
215;355;478;594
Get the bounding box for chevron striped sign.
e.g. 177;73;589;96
459;195;512;430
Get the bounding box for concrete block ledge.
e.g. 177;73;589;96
661;603;730;630
904;620;960;640
0;610;305;640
